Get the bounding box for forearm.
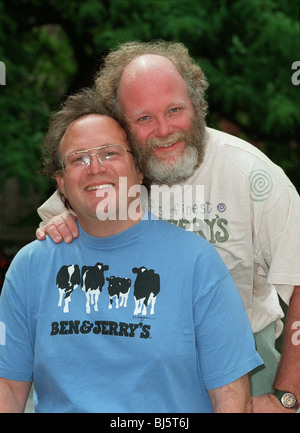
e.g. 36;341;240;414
37;190;67;224
0;379;31;413
208;374;252;413
273;286;300;397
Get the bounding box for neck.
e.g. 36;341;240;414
77;210;144;238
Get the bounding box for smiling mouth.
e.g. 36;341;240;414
156;142;176;148
86;184;114;191
154;138;180;148
154;141;184;151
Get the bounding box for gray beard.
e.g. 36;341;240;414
129;112;207;186
145;144;200;185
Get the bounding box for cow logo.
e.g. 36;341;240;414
107;276;131;309
56;265;81;313
132;267;160;316
55;263;160;317
81;263;109;314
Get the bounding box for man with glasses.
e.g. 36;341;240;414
0;87;262;412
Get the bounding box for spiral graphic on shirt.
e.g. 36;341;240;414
249;169;273;201
217;203;226;212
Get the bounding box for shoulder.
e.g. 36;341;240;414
149;216;221;257
6;236;71;276
205;127;293;187
207;127;269;161
14;236;61;258
146;216;231;291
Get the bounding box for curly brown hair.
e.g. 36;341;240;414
95;40;209;126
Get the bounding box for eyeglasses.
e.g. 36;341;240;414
61;144;134;178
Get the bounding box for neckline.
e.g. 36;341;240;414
78;211;154;248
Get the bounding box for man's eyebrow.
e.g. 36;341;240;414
126;110;149;120
128;100;190;119
65;144;118;154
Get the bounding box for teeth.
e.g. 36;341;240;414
86;184;113;191
156;142;176;148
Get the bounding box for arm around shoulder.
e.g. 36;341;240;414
36;191;79;243
37;190;67;224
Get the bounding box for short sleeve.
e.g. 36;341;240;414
0;264;34;381
257;186;300;304
194;272;263;390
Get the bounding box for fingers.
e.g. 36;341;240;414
36;211;78;244
36;228;47;240
43;221;64;243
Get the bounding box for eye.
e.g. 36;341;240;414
169;107;181;114
69;154;89;166
100;145;123;159
137;115;151;123
104;150;119;159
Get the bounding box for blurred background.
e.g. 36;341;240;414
0;0;299;288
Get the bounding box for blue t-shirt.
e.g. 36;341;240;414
0;214;262;412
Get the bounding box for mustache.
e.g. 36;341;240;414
145;131;188;149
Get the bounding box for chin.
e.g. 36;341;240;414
145;145;200;185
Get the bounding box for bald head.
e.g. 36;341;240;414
119;54;189;105
121;54;179;79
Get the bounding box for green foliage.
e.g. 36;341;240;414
0;2;76;197
0;0;299;209
199;0;299;136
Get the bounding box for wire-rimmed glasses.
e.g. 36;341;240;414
61;144;134;178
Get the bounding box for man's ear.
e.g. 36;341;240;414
56;172;66;197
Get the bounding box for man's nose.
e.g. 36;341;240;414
155;115;173;137
87;154;106;174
